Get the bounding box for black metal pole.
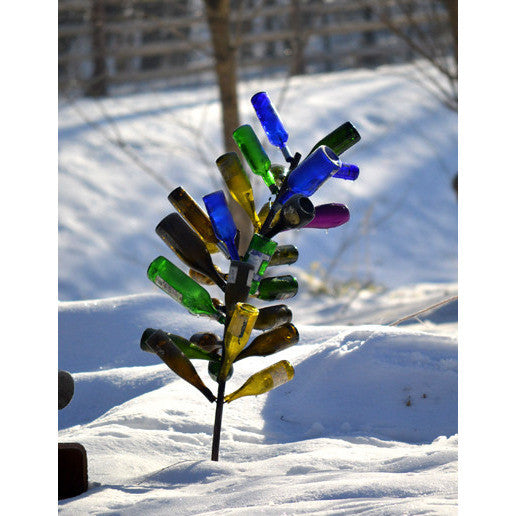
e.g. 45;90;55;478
211;379;226;461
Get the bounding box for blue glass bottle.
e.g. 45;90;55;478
203;190;240;261
333;163;360;181
251;92;293;161
276;145;342;204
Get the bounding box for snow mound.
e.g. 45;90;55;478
264;327;457;443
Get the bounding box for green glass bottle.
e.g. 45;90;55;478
145;329;216;403
254;275;298;301
167;186;228;257
235;323;299;361
224;360;295;403
243;233;278;295
141;328;220;362
219;302;259;381
254;304;293;330
147;256;225;323
233;124;278;194
269;245;299;267
308;121;361;156
208;360;233;382
189;332;222;353
156;213;226;291
216;152;261;230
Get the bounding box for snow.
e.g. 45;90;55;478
57;62;459;514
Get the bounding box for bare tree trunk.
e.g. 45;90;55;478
204;0;240;153
441;0;458;63
204;0;252;254
86;0;108;97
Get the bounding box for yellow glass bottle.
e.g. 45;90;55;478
224;360;295;403
216;152;261;230
167;186;221;255
219;302;259;381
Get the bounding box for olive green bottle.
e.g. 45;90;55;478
216;152;261;230
254;275;298;301
254;304;293;330
260;194;315;240
269;245;299;267
156;213;226;290
308;121;361;156
224;360;295;403
190;332;222;353
235;323;299;361
144;330;216;403
141;328;220;362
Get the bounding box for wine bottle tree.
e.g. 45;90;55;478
141;91;361;461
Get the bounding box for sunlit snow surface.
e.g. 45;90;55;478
59;62;457;514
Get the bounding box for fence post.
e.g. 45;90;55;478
86;0;108;97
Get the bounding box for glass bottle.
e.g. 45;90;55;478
203;190;240;261
208;360;233;382
308;121;361;156
147;256;225;323
276;145;342;204
167;186;223;256
189;332;222;354
333;163;359;181
144;329;216;403
235;323;299;362
224;360;295;403
261;194;315;239
216;152;261;229
155;213;226;291
254;304;293;330
232;125;278;194
243;233;278;295
251;91;293;162
254;275;298;301
304;203;350;229
269;245;299;267
219;302;259;381
141;328;220;362
224;260;255;317
271;163;287;187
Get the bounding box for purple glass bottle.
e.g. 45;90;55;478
304;203;350;229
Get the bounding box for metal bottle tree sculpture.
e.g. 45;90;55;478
141;91;361;461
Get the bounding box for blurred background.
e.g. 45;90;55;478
58;0;458;324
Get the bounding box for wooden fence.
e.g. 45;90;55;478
58;0;452;95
